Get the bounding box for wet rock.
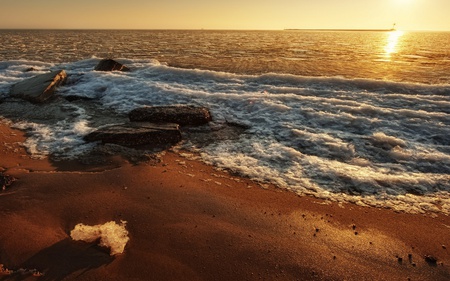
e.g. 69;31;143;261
84;122;181;148
1;172;16;191
82;143;160;165
129;105;212;126
10;70;67;103
94;59;130;72
64;95;96;102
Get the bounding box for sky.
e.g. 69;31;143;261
0;0;449;31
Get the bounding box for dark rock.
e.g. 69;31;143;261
10;70;67;103
225;120;251;130
64;95;96;102
80;143;160;165
1;172;16;191
94;59;130;72
84;122;181;148
424;255;438;266
129;105;212;126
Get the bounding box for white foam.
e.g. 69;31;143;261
1;58;450;214
12;107;96;159
70;221;129;256
371;132;407;149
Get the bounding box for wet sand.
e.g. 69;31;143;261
1;121;450;281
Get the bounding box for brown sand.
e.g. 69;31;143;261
1;121;450;281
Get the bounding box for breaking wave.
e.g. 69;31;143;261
0;58;449;214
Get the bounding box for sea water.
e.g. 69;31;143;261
0;30;449;214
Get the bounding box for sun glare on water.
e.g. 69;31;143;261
384;30;404;59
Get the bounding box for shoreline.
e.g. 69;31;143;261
1;121;450;280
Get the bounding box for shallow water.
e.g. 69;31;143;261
0;30;449;214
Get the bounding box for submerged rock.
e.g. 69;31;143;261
82;143;160;165
129;105;212;126
84;122;181;148
94;59;130;72
10;70;67;103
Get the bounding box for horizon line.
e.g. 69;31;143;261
0;27;449;32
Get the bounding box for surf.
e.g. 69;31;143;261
0;58;449;215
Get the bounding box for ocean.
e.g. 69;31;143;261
0;30;449;214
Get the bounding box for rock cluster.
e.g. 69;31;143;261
9;59;213;152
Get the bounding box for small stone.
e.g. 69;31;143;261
408;253;413;263
1;172;16;191
424;255;438;266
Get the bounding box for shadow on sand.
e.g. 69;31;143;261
1;239;114;281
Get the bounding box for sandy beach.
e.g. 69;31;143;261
1;121;450;281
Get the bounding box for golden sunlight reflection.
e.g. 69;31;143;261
384;30;404;59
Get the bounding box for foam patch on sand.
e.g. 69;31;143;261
70;221;129;256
